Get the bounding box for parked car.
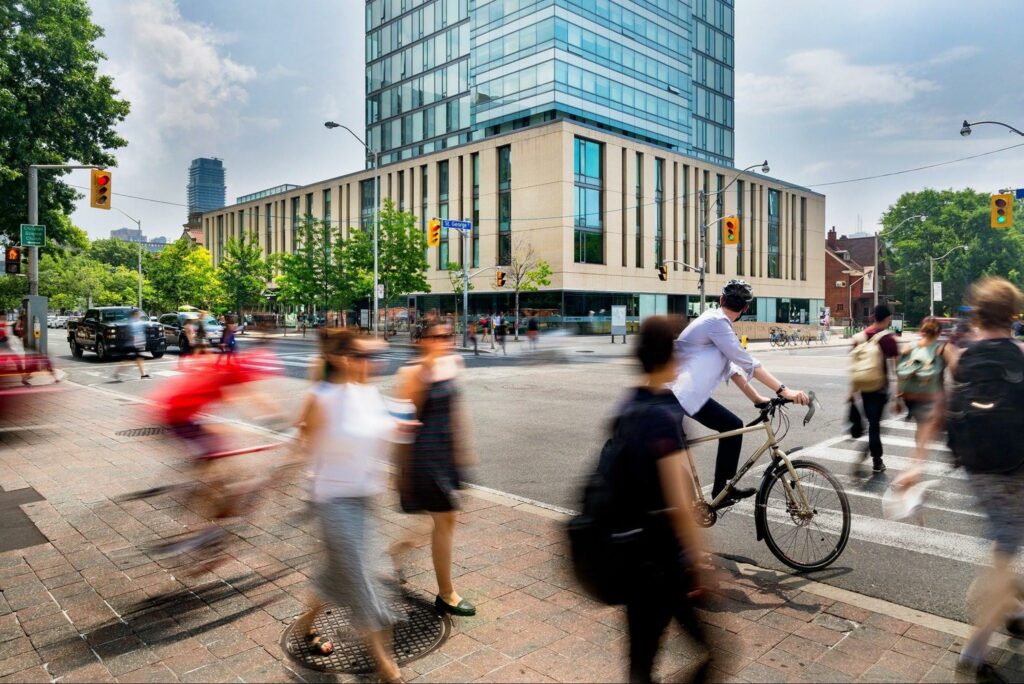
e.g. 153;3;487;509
67;307;166;361
54;315;68;329
47;315;56;328
158;312;224;351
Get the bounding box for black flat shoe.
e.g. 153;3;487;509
435;595;476;616
714;487;756;509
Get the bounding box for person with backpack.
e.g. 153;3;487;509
944;278;1024;683
570;316;711;683
672;280;810;507
849;304;900;474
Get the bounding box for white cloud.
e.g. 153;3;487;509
737;49;937;113
927;45;980;66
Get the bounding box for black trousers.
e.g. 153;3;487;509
626;559;709;684
691;398;743;497
860;390;888;461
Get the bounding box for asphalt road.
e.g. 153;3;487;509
46;333;982;623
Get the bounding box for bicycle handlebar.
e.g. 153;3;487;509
753;390;817;425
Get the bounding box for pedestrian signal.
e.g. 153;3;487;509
658;264;668;281
991;194;1013;229
495;269;506;287
90;169;111;209
427;218;441;247
5;247;20;275
724;216;739;244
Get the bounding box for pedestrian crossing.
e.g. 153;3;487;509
707;416;1004;571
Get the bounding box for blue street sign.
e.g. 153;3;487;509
441;219;472;232
1016;188;1024;200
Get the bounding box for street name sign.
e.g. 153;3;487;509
442;219;472;232
20;224;45;247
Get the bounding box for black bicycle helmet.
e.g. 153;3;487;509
722;279;754;310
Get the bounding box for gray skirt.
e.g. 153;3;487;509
315;496;396;632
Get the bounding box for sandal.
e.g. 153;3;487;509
305;628;333;655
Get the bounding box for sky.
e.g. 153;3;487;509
71;0;1024;241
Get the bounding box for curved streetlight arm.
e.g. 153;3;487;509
707;161;769;198
963;120;1024;138
931;244;969;263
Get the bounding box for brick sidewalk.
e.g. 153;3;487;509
0;382;1017;682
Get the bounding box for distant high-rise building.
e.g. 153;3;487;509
187;158;226;219
110;227;144;242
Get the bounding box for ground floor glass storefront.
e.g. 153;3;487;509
409;292;825;333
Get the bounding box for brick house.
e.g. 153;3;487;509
825;227;874;325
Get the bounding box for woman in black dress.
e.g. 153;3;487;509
392;322;477;616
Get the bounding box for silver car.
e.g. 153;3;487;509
159;312;224;350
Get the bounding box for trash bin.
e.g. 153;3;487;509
740;334;748;349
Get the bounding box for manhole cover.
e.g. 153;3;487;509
282;591;450;674
115;427;166;437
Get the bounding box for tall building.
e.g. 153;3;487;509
187;158;226;218
365;0;734;167
203;1;824;329
110;227;144;242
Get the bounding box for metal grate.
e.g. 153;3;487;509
115;427;166;437
281;591;450;674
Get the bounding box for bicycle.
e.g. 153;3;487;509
768;327;786;348
818;328;831;345
684;392;851;571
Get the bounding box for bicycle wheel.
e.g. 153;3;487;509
757;459;850;572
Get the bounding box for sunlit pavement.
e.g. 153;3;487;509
0;381;1013;683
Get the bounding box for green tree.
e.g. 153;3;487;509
342;199;429;331
0;274;27;313
219;232;270;318
882;188;1024;323
88;238;148;270
273;218;353;317
0;0;130;245
501;237;552;340
146;238;222;313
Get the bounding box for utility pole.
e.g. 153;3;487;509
462;229;469;349
698;188;708;314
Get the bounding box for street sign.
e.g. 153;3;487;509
1016;188;1024;200
932;281;942;302
19;224;45;247
442;219;472;232
376;284;385;299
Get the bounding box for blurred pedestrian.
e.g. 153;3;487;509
527;315;540;352
114;309;151;381
479;315;490;344
467;320;478;356
178;317;196;369
849;304;899;474
291;330;405;683
495;316;507;355
948;278;1024;682
892;316;954;488
624;316;711;683
220;315;239;362
391;321;478;617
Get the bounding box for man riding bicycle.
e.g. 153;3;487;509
673;280;810;508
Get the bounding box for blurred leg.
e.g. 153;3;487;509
430;511;457;601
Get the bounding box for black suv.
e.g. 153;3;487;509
67;307;166;360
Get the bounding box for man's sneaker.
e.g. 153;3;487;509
715;487;756;509
1007;617;1024;637
957;660;1008;684
872;460;887;474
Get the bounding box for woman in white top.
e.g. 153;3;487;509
292;330;407;683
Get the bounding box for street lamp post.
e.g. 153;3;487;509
928;245;969;317
875;214;926;308
960;120;1024;138
113;208;144;309
325;121;380;337
696;160;769;314
843;269;865;328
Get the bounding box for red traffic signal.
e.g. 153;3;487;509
5;247;20;274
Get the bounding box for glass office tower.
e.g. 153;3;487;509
366;0;734;166
187;158;227;215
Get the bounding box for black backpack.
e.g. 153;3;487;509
947;339;1024;474
565;400;651;605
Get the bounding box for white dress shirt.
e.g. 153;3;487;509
672;308;762;415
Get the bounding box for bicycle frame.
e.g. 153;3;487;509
684;416;812;514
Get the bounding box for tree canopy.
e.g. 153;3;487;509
219;232;271;315
0;0;130;245
882;188;1024;323
146;238;222;313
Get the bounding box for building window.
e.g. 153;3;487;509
265;203;272;256
682;165;690;271
800;197;807;281
736;179;744;276
471;152;480;268
360;179;376;231
238;210;244;242
305;192;313;221
323;189;332;228
397;170;405;212
497;145;511;265
768;188;780;278
438;160;449;269
291;197;301;252
749;183;757;277
573;137;603;264
216;215;224;262
635;152;643;268
654;158;665;267
420;164;428;258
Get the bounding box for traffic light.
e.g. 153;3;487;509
495;269;506;287
5;247;20;275
90;169;111;209
723;215;739;244
427;218;441;247
658;264;668;281
991;194;1013;229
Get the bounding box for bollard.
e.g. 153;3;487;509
740;334;748;349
